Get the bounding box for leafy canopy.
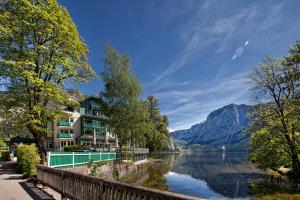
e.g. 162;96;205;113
248;40;300;176
101;44;170;151
0;0;95;155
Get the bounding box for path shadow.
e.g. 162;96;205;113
5;175;24;180
0;161;18;175
19;181;54;200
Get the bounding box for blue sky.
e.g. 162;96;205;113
59;0;300;131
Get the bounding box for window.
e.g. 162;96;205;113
48;142;53;149
70;118;74;123
85;119;92;124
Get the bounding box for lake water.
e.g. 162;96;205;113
122;152;299;199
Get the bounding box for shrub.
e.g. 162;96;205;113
0;138;5;149
0;150;10;161
64;145;83;152
17;145;40;177
122;152;133;161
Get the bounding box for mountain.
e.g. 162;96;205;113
171;104;251;151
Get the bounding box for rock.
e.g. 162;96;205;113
171;104;251;150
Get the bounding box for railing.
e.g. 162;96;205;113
36;165;204;200
48;151;117;168
83;123;103;129
57;121;71;127
133;148;149;154
57;133;73;138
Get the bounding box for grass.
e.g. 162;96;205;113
252;194;300;200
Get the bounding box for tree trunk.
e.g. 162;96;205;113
291;151;300;178
27;125;47;164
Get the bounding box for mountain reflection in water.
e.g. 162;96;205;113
122;152;298;199
167;152;268;199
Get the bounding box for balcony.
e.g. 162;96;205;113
57;121;71;127
47;132;54;138
57;133;73;139
83;123;102;129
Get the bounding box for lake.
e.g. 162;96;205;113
122;152;299;199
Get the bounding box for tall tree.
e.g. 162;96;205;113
249;41;300;177
146;96;161;125
0;0;95;159
101;43;143;148
145;96;169;151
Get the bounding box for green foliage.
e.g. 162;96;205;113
122;152;133;161
101;44;150;147
0;150;10;160
100;44;170;151
248;40;300;176
17;144;40;177
145;96;169;151
0;138;4;149
63;145;83;152
0;0;95;158
251;194;300;200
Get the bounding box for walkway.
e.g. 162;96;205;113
0;160;55;200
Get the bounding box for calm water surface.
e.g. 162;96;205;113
122;152;298;199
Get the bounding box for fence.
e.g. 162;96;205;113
36;165;204;200
48;151;119;168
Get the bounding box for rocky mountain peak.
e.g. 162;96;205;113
171;104;251;149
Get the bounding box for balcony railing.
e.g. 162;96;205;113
57;121;71;127
57;133;73;139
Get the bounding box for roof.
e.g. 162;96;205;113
81;95;102;103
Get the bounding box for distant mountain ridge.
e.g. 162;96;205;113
171;104;251;151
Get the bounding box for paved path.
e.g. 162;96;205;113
0;160;55;200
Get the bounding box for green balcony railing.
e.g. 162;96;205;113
57;121;71;127
83;123;103;129
57;133;73;138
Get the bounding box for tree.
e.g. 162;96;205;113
101;43;143;148
0;0;95;160
146;96;161;125
248;41;300;177
145;96;169;151
127;99;156;148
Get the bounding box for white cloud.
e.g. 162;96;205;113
143;1;289;130
156;73;250;130
145;4;260;86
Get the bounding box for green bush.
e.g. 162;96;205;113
0;138;5;149
17;145;40;177
0;150;10;160
122;152;133;161
64;145;83;152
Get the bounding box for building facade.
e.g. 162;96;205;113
45;96;118;152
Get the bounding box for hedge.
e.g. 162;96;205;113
0;150;10;160
64;144;83;152
17;144;40;177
